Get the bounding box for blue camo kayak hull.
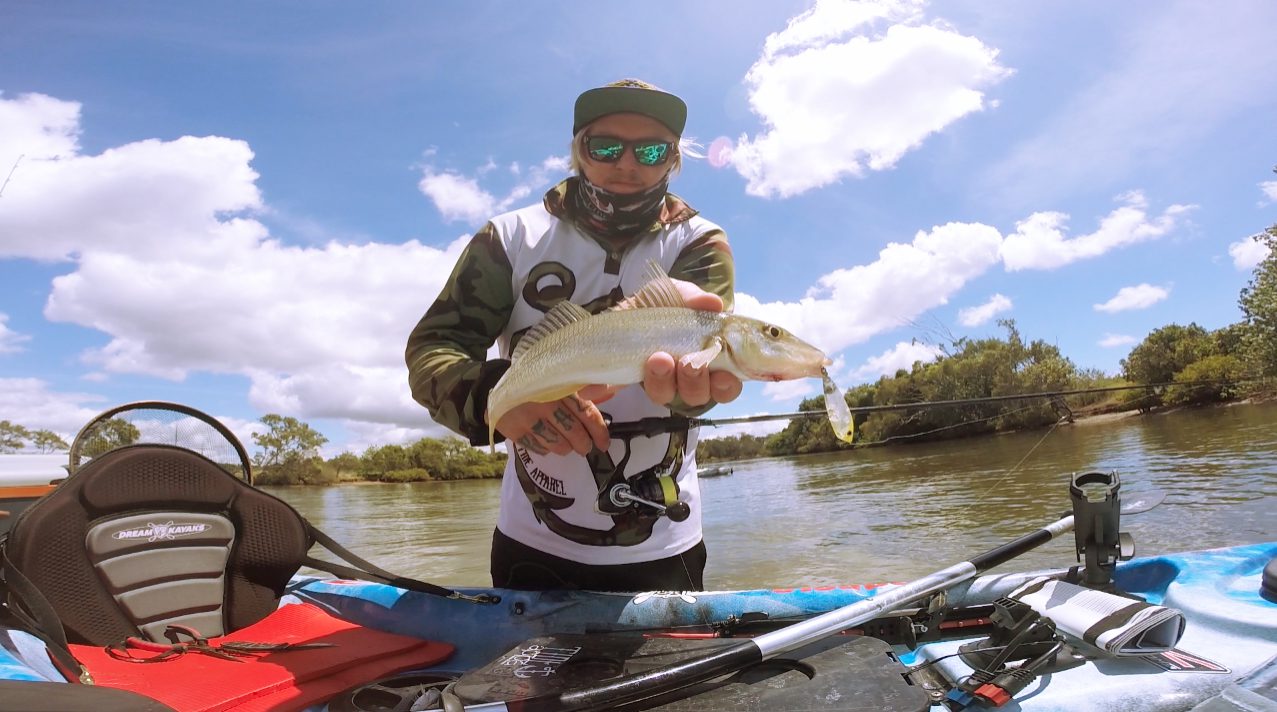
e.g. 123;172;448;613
3;542;1275;711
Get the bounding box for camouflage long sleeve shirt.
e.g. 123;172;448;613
405;178;734;445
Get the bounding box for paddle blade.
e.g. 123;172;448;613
1120;489;1166;515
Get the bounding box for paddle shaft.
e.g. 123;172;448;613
464;514;1079;712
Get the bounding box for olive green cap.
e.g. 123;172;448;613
573;78;687;136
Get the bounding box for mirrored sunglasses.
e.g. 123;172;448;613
585;136;674;166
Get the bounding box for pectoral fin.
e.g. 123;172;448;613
679;338;723;370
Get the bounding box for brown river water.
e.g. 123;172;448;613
265;401;1277;590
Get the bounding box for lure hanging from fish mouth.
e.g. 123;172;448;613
822;368;857;444
486;261;835;450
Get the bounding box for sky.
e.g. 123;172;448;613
1;0;1275;457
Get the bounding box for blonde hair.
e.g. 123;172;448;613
569;127;704;176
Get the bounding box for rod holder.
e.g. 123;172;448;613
1069;471;1135;590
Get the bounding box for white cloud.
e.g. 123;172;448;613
0;91;475;432
0;92;80;169
0;90;1195;450
0;313;31;354
731;0;1010;197
853;340;943;381
736;220;1004;356
42;236;472;424
1094;284;1170;313
1099;334;1137;348
958;293;1012;327
698;412;795;440
1262;181;1277;205
417;171;497;224
419;155;568;224
982;2;1277;205
0;94;262;263
1000;192;1191;271
0;377;105;439
760;379;818;403
733;195;1180;365
339;419;450;457
245;362;453;440
1230;234;1272;270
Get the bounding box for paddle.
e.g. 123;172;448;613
461;489;1165;712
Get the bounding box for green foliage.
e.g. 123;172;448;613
360;443;410;476
1121;323;1211;387
1211;322;1251;360
255;456;332;486
696;433;769;461
249;414;330;485
378;468;434;483
356;436;504;482
252;414;328;468
326;452;361;480
1164;354;1246;405
1238;225;1277;376
78;418;141;458
0;420;31;453
762;320;1103;454
30;429;69;453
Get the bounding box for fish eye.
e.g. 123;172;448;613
765;325;783;339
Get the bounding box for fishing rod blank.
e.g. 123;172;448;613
606;378;1246;438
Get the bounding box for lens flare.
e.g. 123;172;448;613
708;137;734;169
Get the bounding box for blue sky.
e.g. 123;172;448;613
1;0;1275;455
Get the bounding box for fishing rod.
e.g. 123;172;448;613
607;378;1245;438
0;154;22;199
460;486;1166;712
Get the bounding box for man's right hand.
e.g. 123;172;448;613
494;394;610;456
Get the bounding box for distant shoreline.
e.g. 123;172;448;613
1069;395;1272;428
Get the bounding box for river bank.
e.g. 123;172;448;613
317;397;1272;485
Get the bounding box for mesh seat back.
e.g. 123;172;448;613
4;444;312;645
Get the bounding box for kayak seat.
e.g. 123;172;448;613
0;400;465;711
3;444;310;645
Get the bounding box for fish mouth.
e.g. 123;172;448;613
737;353;828;382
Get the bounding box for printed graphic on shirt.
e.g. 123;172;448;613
512;422;689;548
511;258;692;547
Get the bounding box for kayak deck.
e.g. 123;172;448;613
2;542;1274;711
282;542;1277;710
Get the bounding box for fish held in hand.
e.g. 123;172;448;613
487;262;831;448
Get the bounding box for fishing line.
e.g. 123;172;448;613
0;154;22;198
868;400;1051;446
682;377;1253;434
971;413;1069;507
903;644;1007;676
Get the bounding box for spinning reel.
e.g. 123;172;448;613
597;466;691;522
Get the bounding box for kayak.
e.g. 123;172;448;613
1;401;1275;711
2;540;1274;711
0;453;66;538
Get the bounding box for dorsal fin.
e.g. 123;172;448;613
512;300;592;362
611;261;687;311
